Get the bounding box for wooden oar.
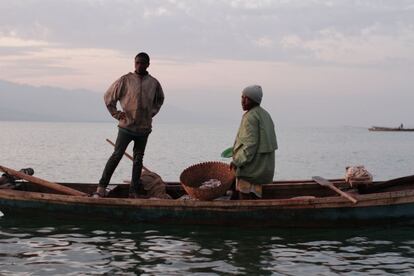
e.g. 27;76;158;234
312;176;358;204
105;138;151;173
0;165;87;196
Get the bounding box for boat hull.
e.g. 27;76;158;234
2;185;414;227
369;126;414;132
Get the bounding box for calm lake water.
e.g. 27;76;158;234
1;121;414;275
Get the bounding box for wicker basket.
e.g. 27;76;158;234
180;161;235;201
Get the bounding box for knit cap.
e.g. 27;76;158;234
242;85;262;104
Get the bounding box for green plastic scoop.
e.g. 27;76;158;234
221;147;233;158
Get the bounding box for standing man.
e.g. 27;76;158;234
95;52;164;198
230;85;277;199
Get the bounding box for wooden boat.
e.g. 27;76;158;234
369;126;414;132
1;168;414;227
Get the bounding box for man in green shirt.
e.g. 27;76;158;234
230;85;278;199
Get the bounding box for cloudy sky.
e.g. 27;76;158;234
1;0;414;126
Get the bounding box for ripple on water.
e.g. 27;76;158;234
2;218;414;275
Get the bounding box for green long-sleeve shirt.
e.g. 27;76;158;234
232;106;278;184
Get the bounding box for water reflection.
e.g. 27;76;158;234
1;217;414;275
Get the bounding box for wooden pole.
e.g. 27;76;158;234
312;176;357;204
0;165;87;196
105;138;150;173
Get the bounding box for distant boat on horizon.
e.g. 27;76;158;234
369;125;414;132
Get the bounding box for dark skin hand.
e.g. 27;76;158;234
230;161;236;171
117;112;126;120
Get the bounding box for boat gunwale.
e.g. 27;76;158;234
1;185;414;210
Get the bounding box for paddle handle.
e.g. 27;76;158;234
0;165;86;196
105;139;150;173
312;176;357;204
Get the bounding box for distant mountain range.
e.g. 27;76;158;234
0;80;108;122
0;79;212;124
